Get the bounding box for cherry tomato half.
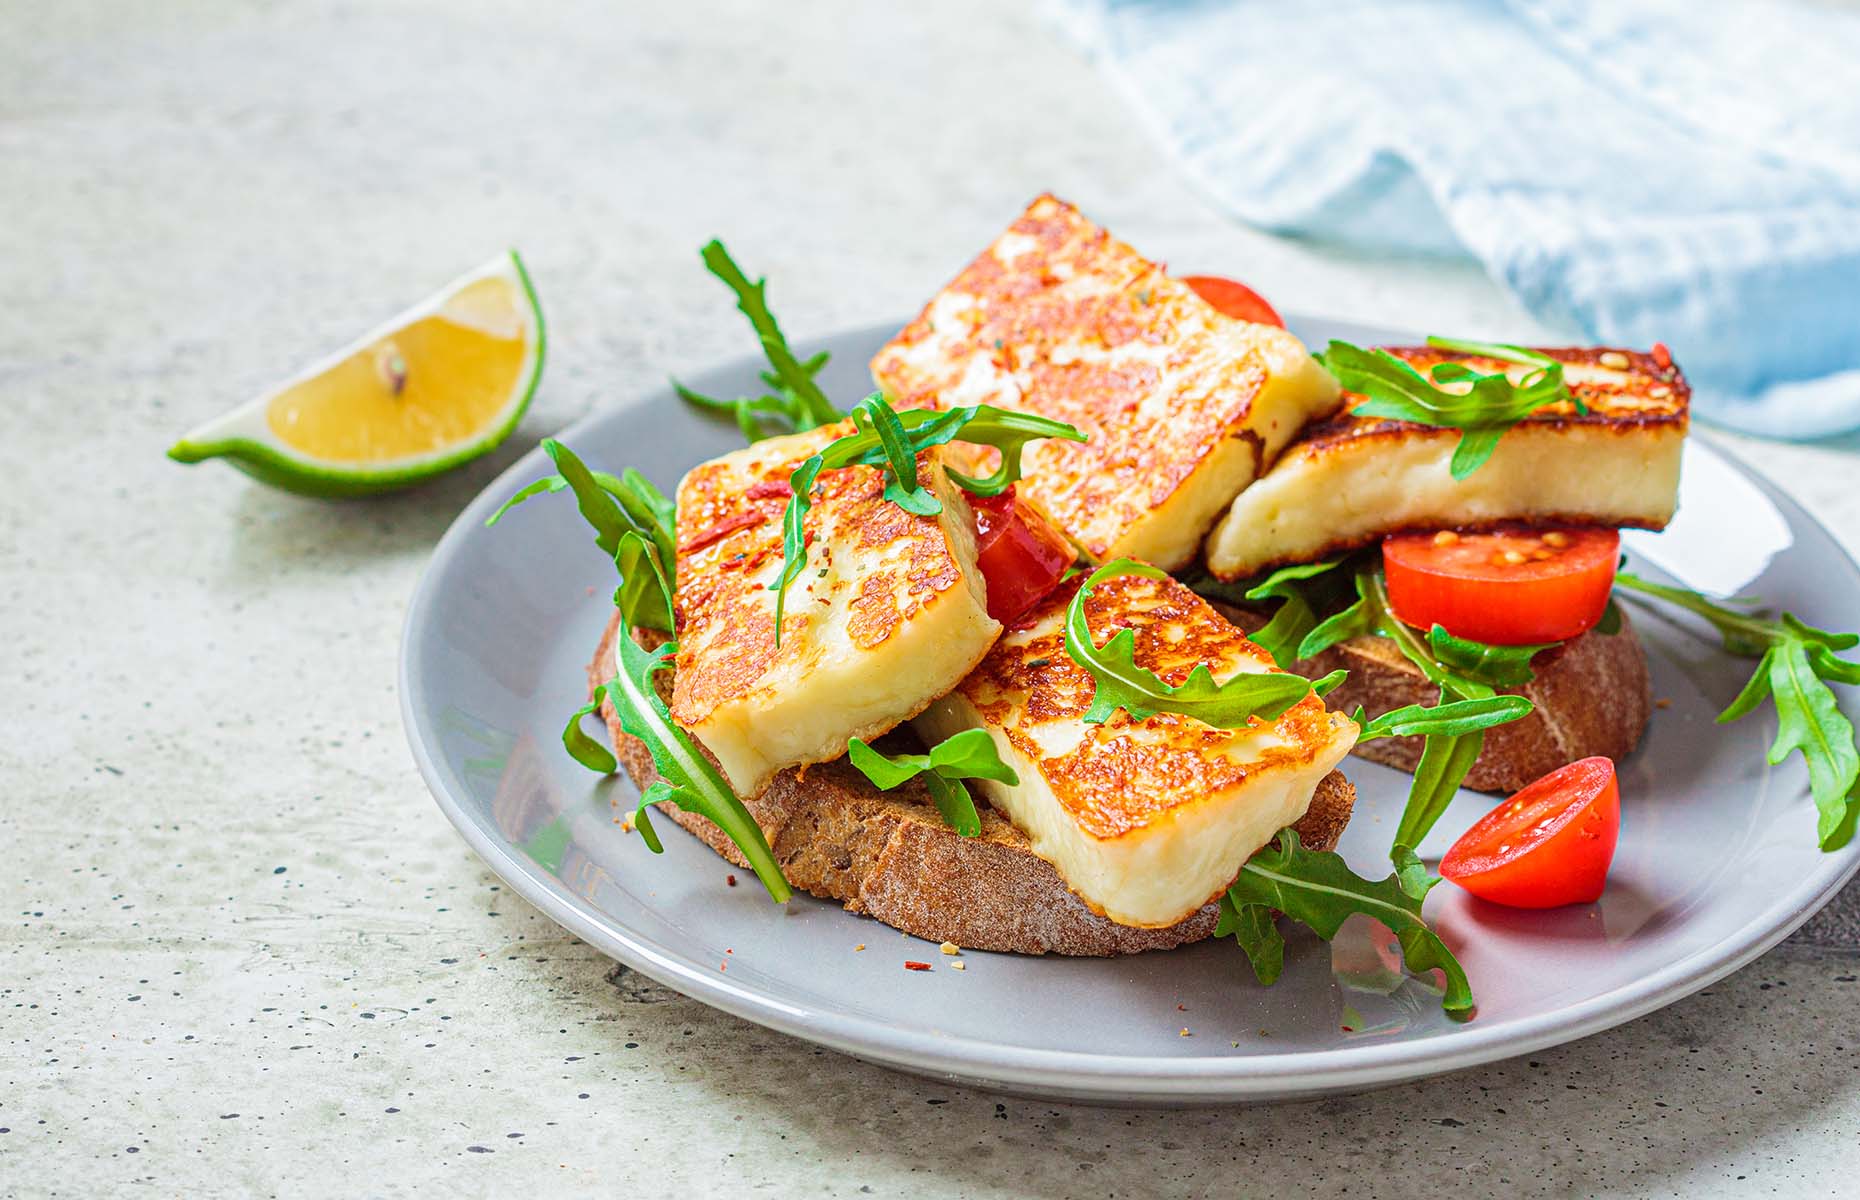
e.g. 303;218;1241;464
1440;757;1621;908
1382;527;1619;645
968;487;1075;624
1179;275;1285;328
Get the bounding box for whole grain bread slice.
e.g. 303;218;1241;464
589;613;1355;956
1219;603;1653;794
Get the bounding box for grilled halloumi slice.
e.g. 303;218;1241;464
669;423;1001;799
1205;347;1690;579
871;194;1340;571
914;569;1357;928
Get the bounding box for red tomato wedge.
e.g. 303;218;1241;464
968;487;1075;624
1382;527;1620;645
1179;275;1284;328
1440;757;1621;908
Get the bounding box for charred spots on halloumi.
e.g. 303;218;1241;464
669;422;1000;799
1206;346;1689;580
915;568;1357;928
871;194;1341;571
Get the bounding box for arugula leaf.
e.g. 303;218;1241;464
1391;844;1439;902
1616;572;1854;656
1316;337;1585;480
613;530;674;632
541;439;633;558
851;394;940;515
616;466;678;571
1247;599;1319;672
1398;731;1488;854
1243;558;1350;600
769;397;1084;643
694;239;842;432
1063;560;1345;728
761;351;829;394
1617;572;1860;848
920;774;983;841
598;633;792;901
1214;895;1286;985
846;728;1019;789
1422;336;1562;369
562;690;619;775
486;475;562;523
1298;585;1379;661
487;441;790;898
846;729;1018;838
675;382;793;443
1446;426;1507;480
1766;641;1860;846
487;465;677;554
1296;566;1473;695
1223;829;1472;1015
489;442;678;632
675;349;834;443
487;456;676;575
1426;625;1551;688
769;455;824;642
1181;557;1352;670
1596;595;1624;636
1354;695;1534;741
936;406;1089;497
1251;560;1538;863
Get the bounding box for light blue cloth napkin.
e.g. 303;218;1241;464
1054;0;1860;437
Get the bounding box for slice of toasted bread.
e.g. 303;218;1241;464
1219;603;1653;794
589;613;1355;955
1205;346;1689;579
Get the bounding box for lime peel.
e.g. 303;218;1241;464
168;250;545;498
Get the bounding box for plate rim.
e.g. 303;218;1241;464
400;315;1860;1101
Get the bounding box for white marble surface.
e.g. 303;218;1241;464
5;2;1860;1196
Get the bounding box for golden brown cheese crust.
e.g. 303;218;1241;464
1203;345;1691;578
672;421;970;730
958;571;1346;842
1296;345;1689;453
870;194;1339;568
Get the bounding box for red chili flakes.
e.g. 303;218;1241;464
726;874;738;887
904;961;933;972
745;479;794;501
681;510;765;554
1652;341;1672;369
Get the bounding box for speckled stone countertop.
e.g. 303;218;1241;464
6;3;1860;1196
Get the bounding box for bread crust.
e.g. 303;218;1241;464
589;613;1355;956
1219;603;1653;794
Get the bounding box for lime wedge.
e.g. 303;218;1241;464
168;250;545;497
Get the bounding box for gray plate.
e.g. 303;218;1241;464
400;317;1860;1103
